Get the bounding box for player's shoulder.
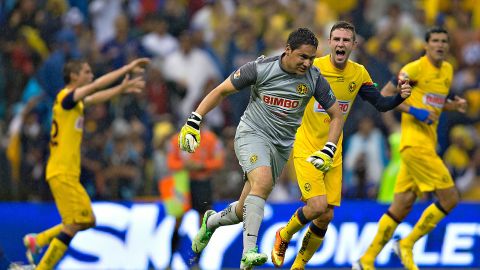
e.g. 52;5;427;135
442;60;454;72
347;59;368;73
255;55;280;65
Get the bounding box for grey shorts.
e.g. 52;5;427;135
234;129;290;183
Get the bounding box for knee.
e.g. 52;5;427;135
305;198;328;219
439;190;460;212
317;208;334;224
250;179;273;198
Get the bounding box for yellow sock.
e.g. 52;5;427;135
401;203;446;247
361;213;399;264
37;234;71;270
280;208;308;241
36;224;63;247
292;225;325;268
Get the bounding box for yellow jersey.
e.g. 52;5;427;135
294;55;374;162
46;88;84;179
398;56;453;151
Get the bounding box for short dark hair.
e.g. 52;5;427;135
63;59;87;84
425;26;449;42
287;28;318;51
330;21;356;41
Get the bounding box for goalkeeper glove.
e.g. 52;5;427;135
408;106;432;124
307;142;337;172
179;112;202;153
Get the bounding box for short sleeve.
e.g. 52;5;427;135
229;61;257;90
313;75;336;111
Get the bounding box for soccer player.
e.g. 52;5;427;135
179;28;344;269
270;21;411;269
23;57;149;270
353;27;467;270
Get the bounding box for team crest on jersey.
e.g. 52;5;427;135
250;154;258;164
348;82;356;93
314;100;350;114
423;93;446;108
296;84;308;95
233;69;241;79
304;183;311;192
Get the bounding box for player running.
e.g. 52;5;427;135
353;26;467;270
270;21;411;269
23;58;149;270
179;28;344;269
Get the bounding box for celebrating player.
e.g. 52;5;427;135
353;26;467;270
270;21;411;269
23;58;149;270
179;28;344;269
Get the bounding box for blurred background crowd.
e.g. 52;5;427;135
0;0;479;203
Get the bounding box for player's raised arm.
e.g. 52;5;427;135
381;78;438;124
358;80;411;112
76;58;150;103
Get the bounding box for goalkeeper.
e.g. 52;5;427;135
271;21;411;269
179;28;343;269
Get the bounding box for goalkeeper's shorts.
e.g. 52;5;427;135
293;154;342;206
395;146;454;196
234;129;289;183
48;174;95;225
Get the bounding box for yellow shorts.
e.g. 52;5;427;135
294;155;342;206
48;175;95;225
394;147;454;195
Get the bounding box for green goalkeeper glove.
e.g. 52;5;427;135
306;142;337;172
179;112;202;153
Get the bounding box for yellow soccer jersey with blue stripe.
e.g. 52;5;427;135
46;88;84;179
398;56;453;151
294;55;374;162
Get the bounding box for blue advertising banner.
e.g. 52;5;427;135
0;201;479;269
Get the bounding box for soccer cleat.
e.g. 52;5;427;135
23;234;41;265
271;227;289;267
393;239;418;270
241;247;268;269
352;259;375;270
191;210;216;253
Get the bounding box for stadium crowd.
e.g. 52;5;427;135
0;0;479;202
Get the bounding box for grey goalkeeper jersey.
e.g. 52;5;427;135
230;54;336;148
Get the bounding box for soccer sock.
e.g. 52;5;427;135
401;202;447;248
242;195;265;255
36;224;64;248
292;223;326;268
361;212;400;264
36;232;72;270
280;207;309;241
207;201;241;230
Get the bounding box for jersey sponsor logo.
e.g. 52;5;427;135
262;94;300;110
348;82;356;93
296;84;309;95
423;93;446;108
314;100;350;114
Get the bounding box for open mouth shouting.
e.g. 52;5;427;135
335;49;347;61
